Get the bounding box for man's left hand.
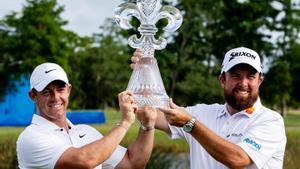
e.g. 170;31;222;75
158;99;192;127
136;106;157;129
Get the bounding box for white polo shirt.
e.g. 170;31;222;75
169;99;286;169
17;114;126;169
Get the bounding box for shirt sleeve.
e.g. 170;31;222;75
17;129;71;169
237;115;286;169
102;145;127;169
78;124;127;169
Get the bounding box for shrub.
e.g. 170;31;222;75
0;138;18;169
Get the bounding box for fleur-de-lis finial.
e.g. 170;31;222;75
114;0;183;108
115;0;183;57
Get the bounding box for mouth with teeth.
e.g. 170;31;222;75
234;89;249;98
49;103;63;109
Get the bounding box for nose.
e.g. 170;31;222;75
51;90;60;100
238;77;249;87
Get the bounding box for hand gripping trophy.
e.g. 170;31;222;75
115;0;182;108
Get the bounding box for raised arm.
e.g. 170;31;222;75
55;91;137;169
116;105;157;169
159;100;252;168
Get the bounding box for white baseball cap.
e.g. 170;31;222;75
221;47;262;73
30;63;69;92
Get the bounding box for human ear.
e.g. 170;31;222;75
67;84;72;94
28;90;37;101
258;74;264;86
219;74;225;88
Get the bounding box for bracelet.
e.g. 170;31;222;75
140;122;155;131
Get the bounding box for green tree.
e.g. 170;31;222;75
289;43;300;108
262;60;292;116
69;19;131;109
0;22;12;99
0;0;79;98
261;0;300;113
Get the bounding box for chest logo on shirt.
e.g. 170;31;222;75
79;134;86;138
227;133;243;138
243;138;261;151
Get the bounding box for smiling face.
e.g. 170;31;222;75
29;80;71;123
219;64;263;113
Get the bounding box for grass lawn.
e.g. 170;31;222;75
283;110;300;169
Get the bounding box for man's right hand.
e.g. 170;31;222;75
118;91;138;128
130;49;142;69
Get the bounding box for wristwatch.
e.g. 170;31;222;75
183;117;196;133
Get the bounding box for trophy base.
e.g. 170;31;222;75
133;93;169;108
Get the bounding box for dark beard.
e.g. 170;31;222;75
224;88;258;111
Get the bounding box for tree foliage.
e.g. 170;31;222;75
69;19;132;109
0;0;79;99
261;0;300;113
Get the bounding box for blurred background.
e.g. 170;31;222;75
0;0;300;168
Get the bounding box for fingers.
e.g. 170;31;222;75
131;55;140;63
157;107;172;117
137;106;157;120
118;90;137;113
169;98;179;109
158;102;190;127
133;48;143;58
136;106;157;129
118;91;138;125
130;63;136;70
119;90;134;103
130;48;142;69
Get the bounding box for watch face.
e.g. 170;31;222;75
183;124;192;133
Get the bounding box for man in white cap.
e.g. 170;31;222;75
131;47;286;169
17;62;157;169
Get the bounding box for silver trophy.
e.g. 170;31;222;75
115;0;182;108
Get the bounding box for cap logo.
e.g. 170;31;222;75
229;51;256;62
45;69;56;74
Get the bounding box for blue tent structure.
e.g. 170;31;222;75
0;77;105;126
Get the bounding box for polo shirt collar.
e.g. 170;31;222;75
240;98;262;117
219;97;262;118
217;109;228;118
31;114;75;131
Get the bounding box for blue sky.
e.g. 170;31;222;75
0;0;123;36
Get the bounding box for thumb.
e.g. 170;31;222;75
169;98;179;109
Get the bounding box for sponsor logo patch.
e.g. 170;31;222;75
246;107;254;114
243;138;261;150
229;51;256;62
